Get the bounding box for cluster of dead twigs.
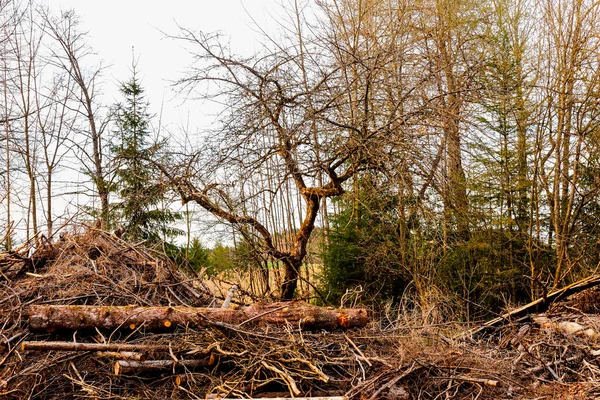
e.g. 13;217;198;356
2;228;600;399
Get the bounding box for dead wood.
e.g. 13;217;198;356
445;375;500;387
22;341;171;353
462;275;600;338
7;228;600;399
532;315;599;339
95;351;146;361
526;355;582;374
206;397;348;400
114;359;212;375
27;302;369;332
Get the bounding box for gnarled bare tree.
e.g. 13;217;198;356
164;2;422;299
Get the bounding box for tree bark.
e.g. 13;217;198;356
28;301;369;332
281;259;301;300
21;341;170;353
114;359;211;375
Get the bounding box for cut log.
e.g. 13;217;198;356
27;301;369;332
22;341;170;353
95;351;146;361
114;359;211;375
206;397;347;400
532;315;599;340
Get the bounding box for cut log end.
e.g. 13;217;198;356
114;361;121;376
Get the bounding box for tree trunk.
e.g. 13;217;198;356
28;302;369;332
281;259;300;300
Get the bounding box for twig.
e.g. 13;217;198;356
435;375;500;387
344;333;372;367
114;359;211;375
195;312;288;341
526;355;581;375
261;360;301;396
367;362;417;400
238;304;288;326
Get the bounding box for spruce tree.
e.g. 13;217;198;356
111;63;181;243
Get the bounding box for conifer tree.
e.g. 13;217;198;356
112;61;181;243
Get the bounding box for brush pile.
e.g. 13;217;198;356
2;228;600;399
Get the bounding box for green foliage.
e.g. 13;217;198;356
322;176;408;304
197;239;268;279
166;237;211;273
111;65;182;243
207;242;237;277
185;237;211;271
436;230;550;320
321;171;554;319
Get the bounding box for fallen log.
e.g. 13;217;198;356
22;341;170;353
114;359;211;375
461;275;600;338
532;315;599;340
27;301;369;332
206;397;347;400
95;351;146;361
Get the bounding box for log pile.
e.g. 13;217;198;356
4;227;600;399
0;228;379;399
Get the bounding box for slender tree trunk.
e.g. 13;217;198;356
46;167;52;236
43;11;110;227
3;42;10;250
434;0;471;242
445;110;469;241
515;81;529;230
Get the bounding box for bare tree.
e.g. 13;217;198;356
41;9;111;226
163;0;424;299
0;0;16;249
35;67;75;236
7;3;43;240
533;0;600;288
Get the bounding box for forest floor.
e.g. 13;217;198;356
1;228;600;399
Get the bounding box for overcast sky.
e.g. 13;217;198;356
46;0;283;133
32;1;287;243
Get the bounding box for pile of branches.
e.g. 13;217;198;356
2;228;600;399
0;228;212;308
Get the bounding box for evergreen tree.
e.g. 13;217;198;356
111;62;182;243
185;237;211;271
322;175;408;303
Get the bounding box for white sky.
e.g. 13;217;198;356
46;0;283;133
32;1;288;244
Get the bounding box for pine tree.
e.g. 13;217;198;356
111;62;181;243
322;175;408;303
